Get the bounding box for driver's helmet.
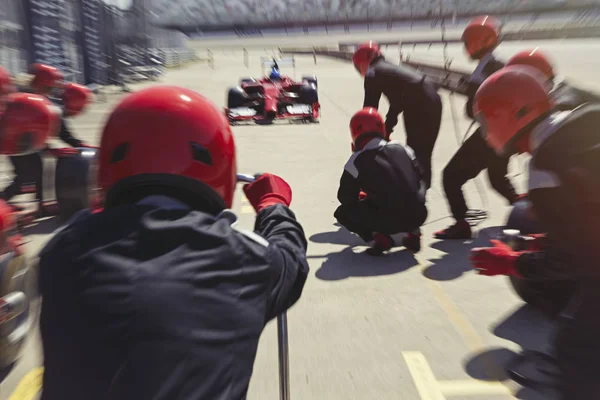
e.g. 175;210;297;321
269;68;282;81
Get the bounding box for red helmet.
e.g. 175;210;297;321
98;86;237;210
462;16;501;59
506;48;555;81
474;66;552;155
0;67;14;97
0;93;61;155
350;107;385;147
29;63;64;94
352;41;381;76
63;83;92;117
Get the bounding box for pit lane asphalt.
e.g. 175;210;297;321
3;34;600;399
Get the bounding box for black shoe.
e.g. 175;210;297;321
365;233;393;256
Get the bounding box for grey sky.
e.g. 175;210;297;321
102;0;132;8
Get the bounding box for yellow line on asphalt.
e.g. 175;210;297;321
8;367;43;400
402;351;446;400
241;205;254;214
438;379;512;397
403;352;513;399
415;256;516;397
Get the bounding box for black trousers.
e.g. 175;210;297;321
334;199;427;241
1;153;43;202
386;93;442;189
555;282;600;399
442;130;517;220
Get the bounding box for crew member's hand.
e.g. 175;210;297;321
470;240;521;277
243;173;292;212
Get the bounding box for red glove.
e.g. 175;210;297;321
470;240;522;277
358;191;368;200
243;173;292;212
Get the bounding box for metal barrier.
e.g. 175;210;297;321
163;48;199;68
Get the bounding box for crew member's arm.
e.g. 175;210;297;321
254;204;309;321
363;74;382;109
385;106;401;136
58;117;83;148
242;174;308;321
337;170;361;205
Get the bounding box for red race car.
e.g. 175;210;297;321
225;56;320;125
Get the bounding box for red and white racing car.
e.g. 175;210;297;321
225;56;320;124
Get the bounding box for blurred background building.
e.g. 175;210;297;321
0;0;598;84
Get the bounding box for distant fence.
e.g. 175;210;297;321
163;48;199;68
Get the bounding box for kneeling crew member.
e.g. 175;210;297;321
335;107;428;255
470;66;600;400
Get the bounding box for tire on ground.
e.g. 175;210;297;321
227;87;248;109
299;83;318;104
55;148;99;223
505;199;574;318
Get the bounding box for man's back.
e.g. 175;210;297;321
340;139;425;209
39;198;308;400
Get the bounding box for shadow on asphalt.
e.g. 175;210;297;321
421;226;504;281
309;227;364;246
493;304;554;351
464;347;514;381
463;304;557;400
463;347;560;399
313;246;418;280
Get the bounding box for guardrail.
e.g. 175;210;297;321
279;47;353;63
338;24;600;51
279;46;471;94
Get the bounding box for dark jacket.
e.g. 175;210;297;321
338;138;426;210
38;196;309;400
516;104;600;281
464;52;505;119
362;57;441;129
57;117;83;148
